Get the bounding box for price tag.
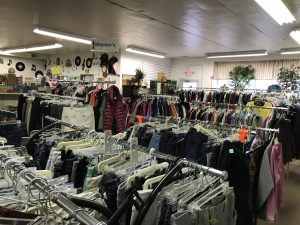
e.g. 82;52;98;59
229;149;234;154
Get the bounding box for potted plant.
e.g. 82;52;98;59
132;68;144;86
277;65;300;91
229;65;255;91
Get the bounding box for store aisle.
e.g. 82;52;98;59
258;162;300;225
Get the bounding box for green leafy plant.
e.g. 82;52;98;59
277;65;300;90
229;65;255;91
131;68;144;85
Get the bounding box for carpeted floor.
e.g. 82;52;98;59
258;162;300;225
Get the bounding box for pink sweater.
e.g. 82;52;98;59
267;142;284;222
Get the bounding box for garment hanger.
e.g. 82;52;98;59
142;167;192;190
125;161;169;190
193;182;228;209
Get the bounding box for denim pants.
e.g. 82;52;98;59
148;133;161;151
184;128;208;165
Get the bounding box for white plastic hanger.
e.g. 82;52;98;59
125;162;169;190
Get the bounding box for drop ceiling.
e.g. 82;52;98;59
0;0;300;57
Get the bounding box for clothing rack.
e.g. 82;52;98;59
0;109;17;117
190;101;289;111
44;116;89;131
108;136;228;180
36;92;84;101
0;154;105;225
256;127;279;133
177;87;269;92
144;94;179;100
26;91;84;101
57;80;116;85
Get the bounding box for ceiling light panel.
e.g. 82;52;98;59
34;27;92;45
2;43;63;54
254;0;295;25
206;50;268;59
281;47;300;54
126;46;166;58
290;30;300;45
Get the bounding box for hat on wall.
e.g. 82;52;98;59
100;53;109;67
15;62;25;71
108;56;118;75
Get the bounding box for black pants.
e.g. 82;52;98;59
184;128;208;165
218;140;253;225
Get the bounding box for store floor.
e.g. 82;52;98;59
258;161;300;225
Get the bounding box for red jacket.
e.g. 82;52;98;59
103;85;126;134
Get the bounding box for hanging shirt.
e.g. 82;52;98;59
267;143;284;222
238;129;247;143
246;101;273;120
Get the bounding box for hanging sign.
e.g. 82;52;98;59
185;70;194;77
51;66;63;75
91;38;119;52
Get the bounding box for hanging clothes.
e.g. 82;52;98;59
103;85;126;134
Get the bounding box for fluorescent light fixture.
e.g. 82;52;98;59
289;30;300;45
206;50;268;59
126;46;166;58
1;43;63;54
254;0;295;25
281;48;300;55
34;27;92;45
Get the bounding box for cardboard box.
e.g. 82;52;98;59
157;72;166;81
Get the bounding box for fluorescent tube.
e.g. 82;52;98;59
34;27;92;45
206;50;268;59
290;30;300;45
126;46;166;58
1;43;63;54
254;0;295;25
281;47;300;54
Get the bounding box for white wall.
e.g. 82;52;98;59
121;51;172;87
48;52;122;87
170;54;300;90
0;55;46;80
170;57;214;88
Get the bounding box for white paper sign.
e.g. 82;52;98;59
91;38;119;52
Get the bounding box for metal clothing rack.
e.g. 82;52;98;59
108;136;228;180
177;87;269;92
0;154;105;225
144;94;179;100
190;101;289;111
57;80;116;85
0;109;17;117
44;116;89;131
32;92;84;101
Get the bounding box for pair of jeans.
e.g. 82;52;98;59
184;128;208;165
148;133;161;151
